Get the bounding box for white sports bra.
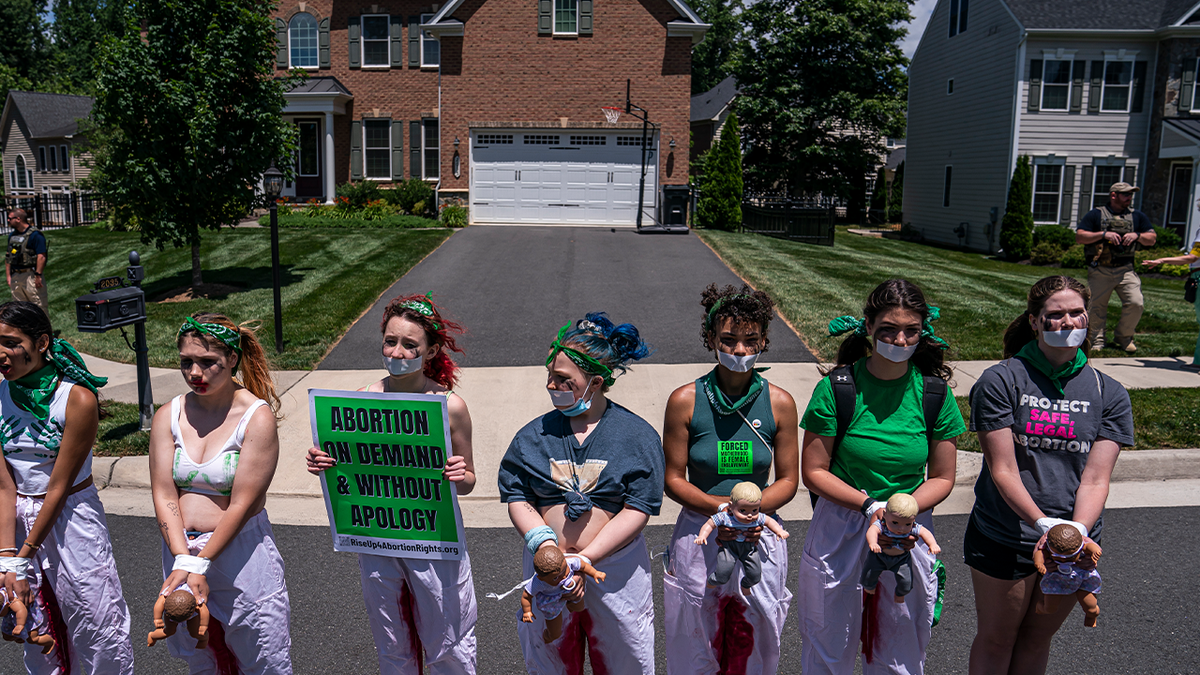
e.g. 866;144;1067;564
171;395;268;497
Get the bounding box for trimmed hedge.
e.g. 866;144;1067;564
1032;223;1075;250
256;214;442;229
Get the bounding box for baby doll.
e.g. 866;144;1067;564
1033;523;1103;627
694;481;790;595
148;587;210;649
861;493;941;603
0;586;56;654
521;545;606;643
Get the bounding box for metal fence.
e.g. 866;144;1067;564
741;195;837;246
2;193;106;230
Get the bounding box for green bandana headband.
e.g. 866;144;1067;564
11;338;108;421
398;292;441;330
705;295;752;332
827;306;949;348
546;322;616;387
179;317;243;374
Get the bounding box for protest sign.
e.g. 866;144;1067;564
309;389;465;560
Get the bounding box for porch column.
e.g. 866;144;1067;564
325;112;336;205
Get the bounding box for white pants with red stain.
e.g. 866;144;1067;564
662;508;791;675
358;551;478;674
160;510;293;675
517;534;655;675
798;498;937;675
16;486;134;675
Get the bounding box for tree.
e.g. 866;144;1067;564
0;0;51;84
90;0;303;287
690;0;742;95
1000;155;1035;260
697;111;743;231
733;0;909;207
887;160;904;224
51;0;129;93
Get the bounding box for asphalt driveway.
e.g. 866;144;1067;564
319;226;815;369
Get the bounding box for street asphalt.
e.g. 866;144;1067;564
0;506;1190;674
318;226;815;369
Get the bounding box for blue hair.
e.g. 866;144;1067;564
560;312;652;384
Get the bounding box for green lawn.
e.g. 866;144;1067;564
95;402;155;456
698;228;1197;361
955;388;1200;452
43;227;451;370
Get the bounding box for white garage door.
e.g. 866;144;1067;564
470;131;658;225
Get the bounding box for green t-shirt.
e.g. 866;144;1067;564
800;360;966;500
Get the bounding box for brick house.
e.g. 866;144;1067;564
0;91;95;197
273;0;707;224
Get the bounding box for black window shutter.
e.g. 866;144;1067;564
1029;60;1042;112
391;16;404;67
351;120;363;179
580;0;593;34
319;18;330;69
1059;165;1075;225
1182;60;1196;113
1131;61;1147;113
349;17;361;69
392;120;405;181
1080;165;1094;212
1124;164;1137;185
1071;60;1084;112
410;121;422;178
1089;61;1103;111
959;0;968;33
539;0;552;35
409;16;420;67
276;18;287;68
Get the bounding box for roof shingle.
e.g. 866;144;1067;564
6;91;94;139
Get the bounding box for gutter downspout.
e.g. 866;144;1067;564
434;57;442;219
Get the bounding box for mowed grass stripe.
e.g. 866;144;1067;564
46;228;451;370
699;228;1197;361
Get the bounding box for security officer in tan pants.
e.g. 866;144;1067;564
1075;181;1157;352
5;208;48;316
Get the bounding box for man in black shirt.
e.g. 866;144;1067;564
1074;181;1156;352
5;209;48;316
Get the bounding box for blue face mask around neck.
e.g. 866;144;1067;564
552;380;596;417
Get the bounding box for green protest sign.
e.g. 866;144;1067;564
309;389;465;560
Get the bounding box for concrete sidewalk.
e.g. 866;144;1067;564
82;352;1200;526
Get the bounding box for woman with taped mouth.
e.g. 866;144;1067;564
497;313;662;674
306;293;478;674
149;312;291;673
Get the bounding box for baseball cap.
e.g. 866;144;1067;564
1109;182;1140;193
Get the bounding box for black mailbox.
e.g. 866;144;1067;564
76;277;146;333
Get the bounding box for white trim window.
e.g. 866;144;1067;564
1032;163;1063;223
420;13;439;67
1101;59;1134;112
1192;57;1200;112
1041;59;1072;110
13;155;29;189
363;119;391;179
943;165;952;207
289;13;319;69
948;0;968;37
47;145;57;172
554;0;578;35
361;14;390;68
1166;162;1193;227
60;145;69;174
38;146;46;173
423;119;439;180
1092;163;1125;209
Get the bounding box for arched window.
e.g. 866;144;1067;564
289;13;319;68
14;155;28;189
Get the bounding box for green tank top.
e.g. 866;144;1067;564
687;372;776;496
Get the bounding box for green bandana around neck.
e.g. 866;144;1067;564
1016;340;1088;397
700;367;765;416
546;322;616;387
10;364;61;421
398;292;441;330
179;317;243;374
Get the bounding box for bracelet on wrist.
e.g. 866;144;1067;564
0;548;18;554
860;497;876;517
23;541;39;551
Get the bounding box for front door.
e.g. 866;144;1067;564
296;119;322;201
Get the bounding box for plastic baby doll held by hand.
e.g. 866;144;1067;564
148;588;211;649
520;545;606;643
1033;523;1103;627
1;588;55;654
694;482;789;596
861;493;941;603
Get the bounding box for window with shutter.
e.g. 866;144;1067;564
47;145;57;172
1032;163;1062;223
1071;60;1084;112
364;119;392;179
15;156;27;189
351;120;363;179
1130;61;1147;113
1093;164;1123;208
289;13;319;69
539;0;552;35
60;146;69;173
1124;164;1136;186
1185;58;1197;112
423;120;440;179
555;0;578;34
579;0;592;34
1100;60;1133;112
391;16;404;67
349;17;361;69
1088;61;1103;112
408;16;420;67
38;147;46;173
392;120;405;181
319;18;330;68
362;15;390;67
1079;165;1093;211
1041;60;1072;111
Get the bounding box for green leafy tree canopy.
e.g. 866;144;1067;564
733;0;909;203
90;0;303;285
690;0;742;95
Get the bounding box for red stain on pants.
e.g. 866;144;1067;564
710;594;755;674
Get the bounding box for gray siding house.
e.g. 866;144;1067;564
0;91;95;198
907;0;1200;253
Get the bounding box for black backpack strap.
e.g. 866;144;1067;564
812;365;857;509
922;375;948;449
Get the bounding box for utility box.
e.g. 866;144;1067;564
76;277;146;333
661;185;691;228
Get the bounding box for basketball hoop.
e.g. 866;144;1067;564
601;106;623;124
